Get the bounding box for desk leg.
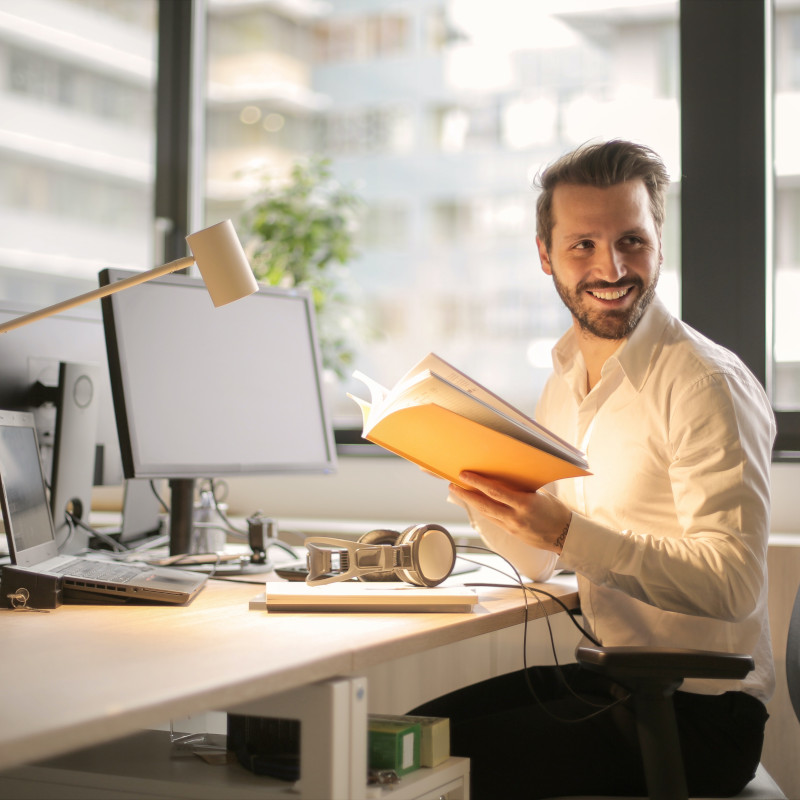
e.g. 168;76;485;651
228;675;368;800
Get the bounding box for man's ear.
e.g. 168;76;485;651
537;236;553;276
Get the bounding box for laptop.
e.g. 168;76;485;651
0;410;207;605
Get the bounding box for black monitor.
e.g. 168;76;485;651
0;302;124;552
99;269;337;555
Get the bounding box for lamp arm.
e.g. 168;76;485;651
0;256;196;335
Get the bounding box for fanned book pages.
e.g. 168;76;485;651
348;353;589;492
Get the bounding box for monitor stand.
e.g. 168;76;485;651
166;478;287;574
168;478;195;556
51;362;101;554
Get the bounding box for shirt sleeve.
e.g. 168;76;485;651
560;369;776;622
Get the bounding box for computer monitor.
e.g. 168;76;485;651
0;302;124;552
99;269;337;555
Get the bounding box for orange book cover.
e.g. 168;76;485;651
349;354;589;491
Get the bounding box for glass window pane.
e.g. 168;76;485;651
773;2;800;409
204;0;680;424
0;1;157;309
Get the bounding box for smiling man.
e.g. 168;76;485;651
412;140;776;798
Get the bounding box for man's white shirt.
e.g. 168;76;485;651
539;295;776;701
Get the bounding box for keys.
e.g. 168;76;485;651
7;587;49;613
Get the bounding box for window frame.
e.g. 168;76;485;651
680;0;799;458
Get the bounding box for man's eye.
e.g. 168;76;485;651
574;240;594;250
620;236;644;246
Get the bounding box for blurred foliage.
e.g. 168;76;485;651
243;157;365;380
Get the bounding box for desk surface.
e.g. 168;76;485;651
0;564;578;773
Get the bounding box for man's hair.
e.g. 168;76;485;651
534;140;670;252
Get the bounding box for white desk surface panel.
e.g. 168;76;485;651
0;565;578;799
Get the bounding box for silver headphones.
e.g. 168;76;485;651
304;523;456;587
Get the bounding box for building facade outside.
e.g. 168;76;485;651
1;0;799;421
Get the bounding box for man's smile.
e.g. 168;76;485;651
587;286;634;301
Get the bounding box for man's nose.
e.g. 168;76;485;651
594;243;627;282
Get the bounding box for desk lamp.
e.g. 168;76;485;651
0;220;258;556
0;219;258;335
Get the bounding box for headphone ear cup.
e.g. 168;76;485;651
358;529;401;546
395;524;456;587
356;529;401;581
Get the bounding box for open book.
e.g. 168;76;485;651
348;353;589;492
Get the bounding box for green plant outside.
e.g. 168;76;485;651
243;157;364;380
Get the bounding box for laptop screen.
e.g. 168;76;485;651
0;409;208;605
0;411;59;567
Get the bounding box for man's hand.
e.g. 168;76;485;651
449;471;573;554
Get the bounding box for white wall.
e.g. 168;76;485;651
767;462;800;532
224;455;469;531
222;456;800;534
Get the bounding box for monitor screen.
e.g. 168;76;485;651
100;269;337;553
0;303;122;486
0;415;57;560
0;303;124;552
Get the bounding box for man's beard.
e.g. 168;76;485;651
552;266;659;341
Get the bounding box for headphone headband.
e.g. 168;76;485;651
304;524;456;588
306;537;401;586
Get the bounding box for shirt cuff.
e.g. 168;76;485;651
559;512;628;581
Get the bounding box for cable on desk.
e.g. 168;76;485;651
65;510;129;553
163;550;225;578
54;510;75;552
457;544;630;723
205;479;303;555
205;479;247;538
456;544;599;646
149;479;170;513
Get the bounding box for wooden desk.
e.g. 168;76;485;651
0;565;579;798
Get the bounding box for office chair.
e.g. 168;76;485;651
548;583;800;800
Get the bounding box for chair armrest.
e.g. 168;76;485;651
575;640;754;800
576;640;754;682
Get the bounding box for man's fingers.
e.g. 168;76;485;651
459;471;526;504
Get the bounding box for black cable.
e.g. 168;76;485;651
277;528;308;542
65;510;128;553
459;552;585;705
149;480;169;513
205;479;301;559
457;544;600;646
165;550;223;578
204;478;228;503
56;510;75;550
470;581;599;646
207;478;248;538
456;544;630;723
269;540;298;558
209;574;267;585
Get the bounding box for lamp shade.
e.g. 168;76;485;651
187;219;258;307
0;220;258;335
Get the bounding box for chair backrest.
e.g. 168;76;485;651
786;582;800;723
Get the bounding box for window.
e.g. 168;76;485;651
314;14;411;62
0;1;157;307
774;5;800;413
202;0;681;425
5;2;793;457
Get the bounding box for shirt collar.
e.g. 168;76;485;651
551;294;673;395
616;294;672;391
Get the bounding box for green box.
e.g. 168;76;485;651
369;714;450;768
368;718;421;776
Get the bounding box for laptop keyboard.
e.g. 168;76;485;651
53;559;146;584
